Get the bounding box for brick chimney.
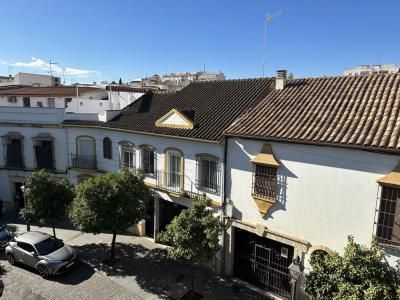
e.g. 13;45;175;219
275;70;287;90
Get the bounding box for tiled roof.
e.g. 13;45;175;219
0;86;104;96
105;85;154;93
225;73;400;153
63;78;275;141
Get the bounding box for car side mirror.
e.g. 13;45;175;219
30;251;37;256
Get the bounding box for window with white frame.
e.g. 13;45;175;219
120;142;135;170
166;149;182;190
140;145;155;176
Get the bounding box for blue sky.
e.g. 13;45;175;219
0;0;399;83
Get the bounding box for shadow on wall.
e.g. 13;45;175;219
265;162;297;219
276;142;396;175
229;139;297;220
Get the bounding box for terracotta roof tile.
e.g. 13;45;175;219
63;78;275;141
225;73;400;153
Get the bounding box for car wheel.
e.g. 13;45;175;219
37;265;50;278
7;254;15;266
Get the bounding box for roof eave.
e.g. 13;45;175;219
223;133;400;156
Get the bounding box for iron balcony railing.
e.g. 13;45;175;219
156;170;184;194
70;154;97;169
156;170;202;199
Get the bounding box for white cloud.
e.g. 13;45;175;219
2;57;100;78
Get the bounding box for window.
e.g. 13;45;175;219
166;149;183;190
72;136;96;169
196;154;220;193
64;98;72;108
34;137;54;170
17;242;36;253
140;145;155;176
120;142;135;170
37;101;43;108
23;97;30;107
252;164;277;199
103;137;112;159
376;186;400;247
34;237;63;255
47;98;55;108
3;133;24;168
7;96;16;103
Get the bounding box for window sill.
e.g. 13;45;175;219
377;241;400;252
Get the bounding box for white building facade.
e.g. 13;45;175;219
223;72;400;299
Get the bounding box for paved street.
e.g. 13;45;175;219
0;218;267;300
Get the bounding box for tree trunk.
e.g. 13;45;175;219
111;230;117;260
52;224;56;238
190;260;195;293
26;222;30;232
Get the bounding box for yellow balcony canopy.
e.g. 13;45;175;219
250;143;279;167
378;162;400;187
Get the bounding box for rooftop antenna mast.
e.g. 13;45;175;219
262;10;282;77
49;59;58;86
62;68;66;85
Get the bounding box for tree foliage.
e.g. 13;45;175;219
305;236;400;300
159;197;223;295
20;170;74;236
159;197;223;264
70;169;150;259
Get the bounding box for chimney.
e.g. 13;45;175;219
275;70;287;90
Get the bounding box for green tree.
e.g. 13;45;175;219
70;169;150;260
305;236;400;300
159;197;224;297
20;170;74;237
118;78;122;85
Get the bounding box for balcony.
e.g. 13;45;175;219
156;170;205;199
70;154;97;170
156;170;183;195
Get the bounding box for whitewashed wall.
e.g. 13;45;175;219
0;125;68;205
109;91;144;110
226;137;400;265
66;127;224;204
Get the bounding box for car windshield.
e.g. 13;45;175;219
34;237;64;255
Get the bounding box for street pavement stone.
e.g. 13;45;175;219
0;219;267;300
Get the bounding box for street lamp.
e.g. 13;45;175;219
288;256;303;300
20;185;30;232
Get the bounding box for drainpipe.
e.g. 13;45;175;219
220;136;229;276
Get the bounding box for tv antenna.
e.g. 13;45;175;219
49;59;58;76
62;68;66;85
262;10;282;76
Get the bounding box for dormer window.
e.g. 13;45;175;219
155;108;195;130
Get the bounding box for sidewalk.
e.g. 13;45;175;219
3;216;267;300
